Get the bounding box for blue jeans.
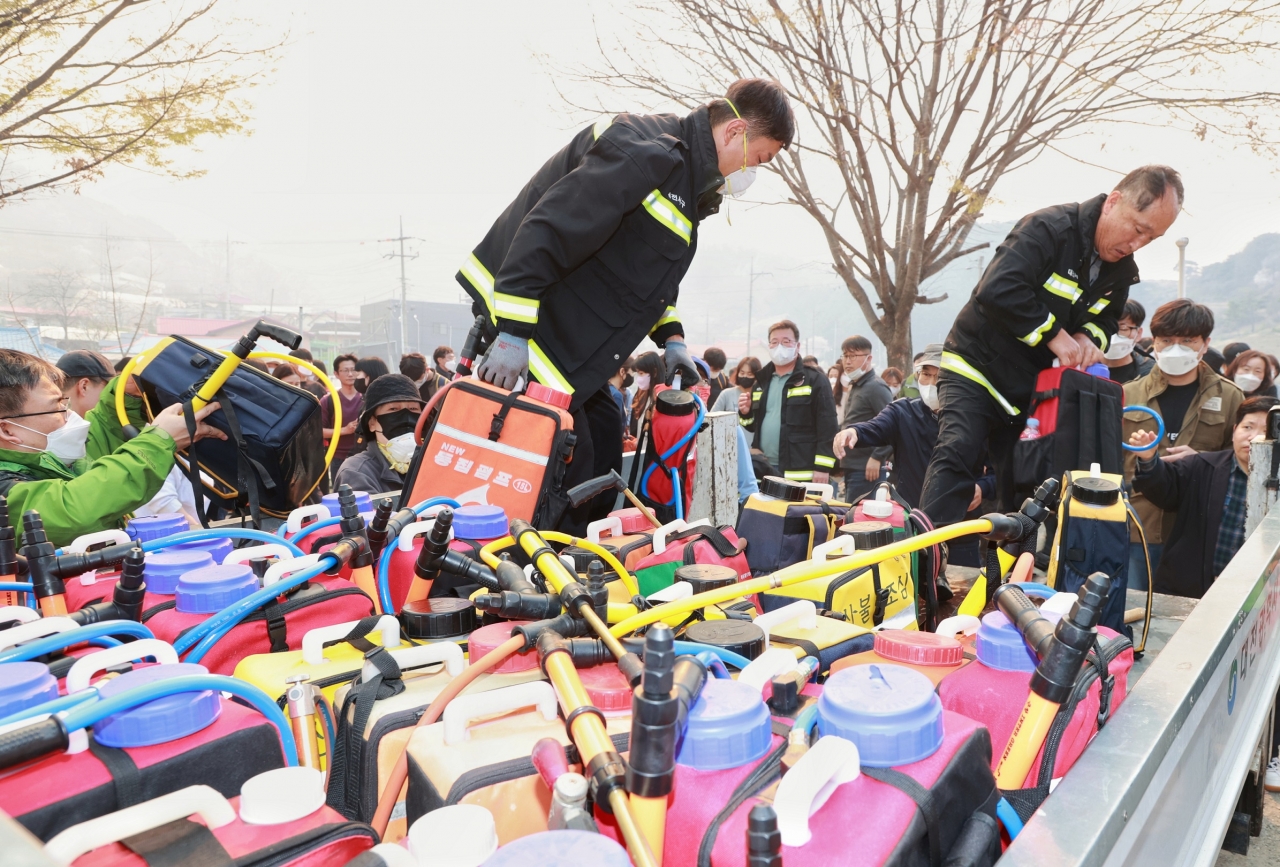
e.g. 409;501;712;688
1128;542;1163;592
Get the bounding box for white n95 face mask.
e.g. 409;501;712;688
769;343;797;366
720;165;757;199
386;431;418;466
1235;372;1263;393
919;384;940;411
1154;344;1200;377
1104;335;1135;360
13;410;91;464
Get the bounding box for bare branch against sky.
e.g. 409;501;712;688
569;0;1280;366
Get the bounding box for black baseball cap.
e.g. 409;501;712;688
56;350;114;381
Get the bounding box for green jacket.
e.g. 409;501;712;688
0;378;176;547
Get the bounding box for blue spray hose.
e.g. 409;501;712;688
640;393;706;520
0;690;99;727
59;674;298;766
997;797;1025;838
179;558;335;661
694;651;731;679
142;528;305;558
0;621;154;663
284;517;342;551
1121;405;1165;452
373;497;462;615
673;639;750;671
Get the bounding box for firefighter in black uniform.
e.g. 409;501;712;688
459;79;795;528
919;166;1184;525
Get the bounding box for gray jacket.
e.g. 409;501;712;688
839;371;893;472
334;445;405;495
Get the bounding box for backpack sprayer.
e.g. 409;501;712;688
639;385;706;521
116;319;338;525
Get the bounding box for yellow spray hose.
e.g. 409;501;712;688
479;532;639;598
608;518;995;638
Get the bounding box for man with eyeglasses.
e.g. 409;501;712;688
1122;298;1243;590
834;335;893;501
0;349;225;546
737;320;839;485
920;165;1184;526
1101;298;1155;384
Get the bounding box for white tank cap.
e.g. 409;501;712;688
408;804;498;866
860;499;894;518
239;767;325;825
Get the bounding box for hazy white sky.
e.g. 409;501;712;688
65;1;1280;319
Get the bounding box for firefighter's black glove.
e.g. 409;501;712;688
663;339;696;388
477;332;529;391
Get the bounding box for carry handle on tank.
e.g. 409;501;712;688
647;582;694;604
773;735;862;846
935;614;981;638
64;639;179;694
262;553;326;588
223;544;295;568
285;504;330;534
586;516;623;544
803;482;835;501
738;647;803;691
442;681;558;746
397;519;453;552
302;615;401;665
811;535;855;562
362;642;464;682
650;518;712;555
64;529;133;555
0;605;39;626
0;616;80;653
45;784;237;864
753;600;819;651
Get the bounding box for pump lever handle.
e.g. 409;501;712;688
247;320;302;352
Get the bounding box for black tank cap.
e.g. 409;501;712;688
655;389;697;416
838;520;895;550
684;619;766;660
759;476;807;502
675;563;739;595
564;548;600;573
400;597;477;640
1071;476;1121;506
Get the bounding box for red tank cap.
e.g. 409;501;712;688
611;508;651;535
577;663;633;713
525;382;572;410
467;621;540;673
873;629;963;667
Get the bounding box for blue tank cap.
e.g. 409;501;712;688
92;663;221;748
817;663;944;767
144;550;216;595
976;609;1061;672
0;662;58;719
481;831;631;867
175;563;258;614
126;514;190;543
676;677;771;771
322;491;373;517
166;536;235;566
452;505;508;540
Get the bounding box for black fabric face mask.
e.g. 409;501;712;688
376;408;419;441
737;376;755;390
623;373;635;389
354;378;368;394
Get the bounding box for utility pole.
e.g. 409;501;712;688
298;306;304;336
1176;237;1189;298
746;261;770;359
383;217;420;359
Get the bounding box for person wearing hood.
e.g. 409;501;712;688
0;349;225;546
1122;298;1243;590
334;374;425;495
459;78;794;531
835;335;893;501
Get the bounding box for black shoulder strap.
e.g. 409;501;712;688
668;524;740;558
696;740;788;867
88;736;143;811
181;399;215;530
489;388;525;441
122;818;234;867
862;766;942;867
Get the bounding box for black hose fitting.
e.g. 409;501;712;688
323;535;371;574
496;556;536;593
586;750;628;814
69;546;149;626
535;627;572;675
514;614;592;652
365;501;394;559
670;655;708;742
559;581;593;618
586;560;609;621
0;496;15;579
748;805;782;867
562;638;614;668
412;507;454;586
20;511;63;603
334;486;373;568
1030;571;1111;705
473;589;563;621
438;549;499;591
626;624;679;799
992;583;1055;658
